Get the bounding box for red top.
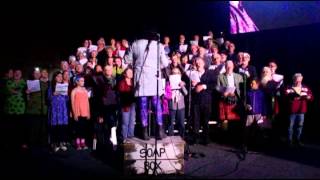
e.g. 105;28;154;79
118;79;135;112
285;85;313;114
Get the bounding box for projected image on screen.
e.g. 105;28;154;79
230;1;320;34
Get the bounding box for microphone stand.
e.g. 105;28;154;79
184;65;205;160
152;33;161;175
184;65;193;160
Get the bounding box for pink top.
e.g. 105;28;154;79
162;82;172;115
72;88;90;118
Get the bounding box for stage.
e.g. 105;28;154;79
2;139;320;179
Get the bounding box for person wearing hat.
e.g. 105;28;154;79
284;73;313;146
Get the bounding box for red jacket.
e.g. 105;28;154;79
117;79;135;112
285;85;313;114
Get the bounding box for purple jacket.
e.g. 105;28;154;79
246;89;267;115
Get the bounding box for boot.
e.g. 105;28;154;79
157;125;167;140
142;127;150;140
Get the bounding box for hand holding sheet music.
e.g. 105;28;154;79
55;83;69;95
225;87;236;94
27;80;41;93
169;75;181;89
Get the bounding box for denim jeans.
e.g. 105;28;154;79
169;109;185;137
288;113;305;142
122;103;136;139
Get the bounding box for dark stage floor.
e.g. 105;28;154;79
2;137;320;179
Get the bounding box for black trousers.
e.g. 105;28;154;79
192;103;211;139
28;114;48;146
95;105;118;146
102;105;118;128
50;125;68;144
74;117;90;139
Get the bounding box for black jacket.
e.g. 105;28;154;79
192;69;218;105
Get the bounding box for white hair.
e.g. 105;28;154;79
293;73;303;81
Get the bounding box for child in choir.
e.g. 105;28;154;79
243;79;267;150
169;67;188;137
71;77;91;150
48;71;69;152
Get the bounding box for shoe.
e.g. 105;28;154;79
53;146;60;152
60;145;68;151
222;120;228;131
142;127;150;140
60;143;67;151
81;143;88;150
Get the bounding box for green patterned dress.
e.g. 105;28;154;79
5;79;27;115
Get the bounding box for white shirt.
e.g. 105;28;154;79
226;73;235;88
79;58;88;65
77;47;87;54
209;64;226;74
179;44;188;53
88;45;98;53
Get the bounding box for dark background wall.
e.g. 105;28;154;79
0;1;228;74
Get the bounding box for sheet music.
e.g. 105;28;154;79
203;36;211;41
169;74;181;89
55;83;69;95
89;45;97;52
27;80;40;93
272;74;284;82
190;71;200;83
190;40;198;46
118;50;126;58
224;87;236;94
